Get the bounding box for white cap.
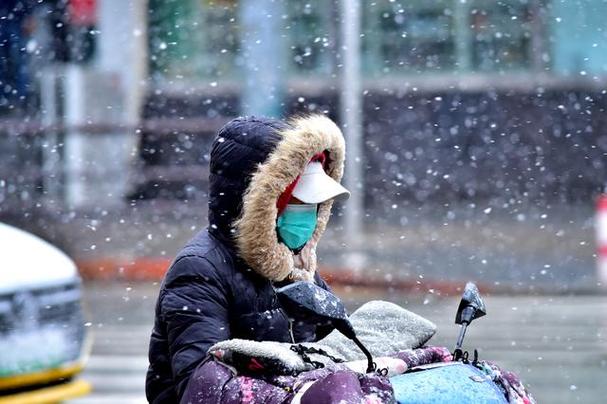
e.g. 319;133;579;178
292;161;350;204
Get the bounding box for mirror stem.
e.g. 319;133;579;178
454;322;468;360
455;322;468;350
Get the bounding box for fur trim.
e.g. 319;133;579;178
234;114;345;281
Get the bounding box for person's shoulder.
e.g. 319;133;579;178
164;229;234;284
177;229;216;257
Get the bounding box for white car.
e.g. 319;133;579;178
0;222;90;403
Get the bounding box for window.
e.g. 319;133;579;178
149;0;336;82
469;0;534;71
362;0;540;75
200;3;240;78
148;0;239;83
362;0;456;74
285;1;334;76
147;0;543;84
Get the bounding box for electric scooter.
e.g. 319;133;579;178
277;281;528;403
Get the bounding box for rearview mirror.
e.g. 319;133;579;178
453;282;487;360
455;282;486;325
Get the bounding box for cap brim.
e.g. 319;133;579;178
292;168;350;204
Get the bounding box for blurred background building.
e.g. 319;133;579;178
0;0;606;290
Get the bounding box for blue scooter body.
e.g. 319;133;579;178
390;362;508;404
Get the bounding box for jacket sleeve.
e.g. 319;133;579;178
159;255;231;400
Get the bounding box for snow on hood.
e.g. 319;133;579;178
0;223;79;294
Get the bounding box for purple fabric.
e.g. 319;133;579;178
300;370;392;404
476;361;537;404
181;346;453;403
181;359;394;404
300;371;365;403
180;360;236;404
390;346;453;368
222;376;292;404
181;360;294;404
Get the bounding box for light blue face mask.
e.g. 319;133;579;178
276;204;318;250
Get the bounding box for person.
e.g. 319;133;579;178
0;0;33;111
145;114;350;403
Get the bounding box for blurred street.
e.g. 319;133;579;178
55;200;597;292
70;282;607;404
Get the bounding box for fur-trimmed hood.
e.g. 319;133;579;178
207;115;345;283
235;115;345;282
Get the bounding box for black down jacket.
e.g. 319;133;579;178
145;115;348;403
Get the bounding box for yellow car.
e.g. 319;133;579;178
0;223;91;403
